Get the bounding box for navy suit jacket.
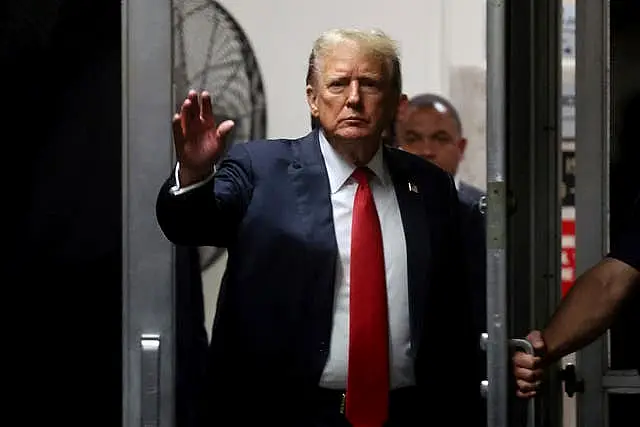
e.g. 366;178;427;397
457;181;487;339
458;181;488;425
156;130;480;424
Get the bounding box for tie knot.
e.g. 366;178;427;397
352;167;372;186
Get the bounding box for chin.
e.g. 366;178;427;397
335;127;373;141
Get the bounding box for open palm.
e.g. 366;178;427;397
172;90;235;185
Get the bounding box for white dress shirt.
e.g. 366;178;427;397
317;132;414;389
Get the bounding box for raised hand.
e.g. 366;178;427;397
513;330;546;398
172;90;235;186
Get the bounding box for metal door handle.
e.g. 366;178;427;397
509;338;535;427
479;334;536;427
140;334;161;427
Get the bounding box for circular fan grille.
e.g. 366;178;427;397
173;0;267;144
173;0;267;269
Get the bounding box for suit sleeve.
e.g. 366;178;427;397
156;143;254;247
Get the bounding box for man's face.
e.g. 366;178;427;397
396;105;466;175
306;42;396;146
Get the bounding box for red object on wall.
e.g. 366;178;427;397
561;207;576;297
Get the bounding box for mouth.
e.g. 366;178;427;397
340;117;367;124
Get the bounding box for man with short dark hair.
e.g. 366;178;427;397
395;93;483;202
395;93;487;425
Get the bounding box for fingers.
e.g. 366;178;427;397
516;379;541;393
179;98;192;139
516;389;537;399
177;90;210;139
514;361;543;383
513;330;546;397
182;90;200;135
172;113;184;147
187;90;201;118
173;90;220;154
216;119;235;140
513;364;543;397
513;351;540;369
527;330;546;353
513;357;543;394
201;91;215;124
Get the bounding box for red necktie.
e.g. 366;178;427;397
346;167;389;427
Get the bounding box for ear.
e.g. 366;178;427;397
306;84;319;118
396;93;409;121
457;137;468;157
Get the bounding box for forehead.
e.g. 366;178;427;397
320;42;387;77
405;106;459;135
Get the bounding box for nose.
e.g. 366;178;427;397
346;80;361;107
416;143;437;160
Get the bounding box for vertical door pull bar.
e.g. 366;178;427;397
140;334;161;427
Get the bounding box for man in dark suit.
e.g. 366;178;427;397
157;28;479;426
394;93;487;424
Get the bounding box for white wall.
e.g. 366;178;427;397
217;0;486;136
203;0;488;331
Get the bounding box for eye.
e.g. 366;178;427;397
359;77;382;92
404;132;420;143
434;133;453;144
327;79;348;91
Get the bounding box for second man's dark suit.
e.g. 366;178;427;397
457;181;487;343
458;180;488;426
156;130;481;425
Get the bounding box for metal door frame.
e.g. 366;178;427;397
575;1;640;427
122;1;176;427
485;1;563;427
574;1;609;425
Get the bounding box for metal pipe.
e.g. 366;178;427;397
485;1;508;427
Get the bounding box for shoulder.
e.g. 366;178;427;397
227;137;296;155
224;133;312;162
384;146;459;214
384;145;453;185
458;181;485;207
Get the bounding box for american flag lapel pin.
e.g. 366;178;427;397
408;181;419;193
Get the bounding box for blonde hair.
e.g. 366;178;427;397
306;28;402;94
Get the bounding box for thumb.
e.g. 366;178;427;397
216;120;235;139
527;330;546;352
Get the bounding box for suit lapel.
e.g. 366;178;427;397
384;147;431;354
289;131;338;344
289;130;336;246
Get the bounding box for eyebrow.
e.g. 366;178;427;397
404;130;422;138
431;130;452;137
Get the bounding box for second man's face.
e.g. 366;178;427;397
396;106;466;175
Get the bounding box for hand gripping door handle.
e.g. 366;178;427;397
509;338;535;427
479;334;536;427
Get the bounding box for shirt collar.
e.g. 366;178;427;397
318;130;388;194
